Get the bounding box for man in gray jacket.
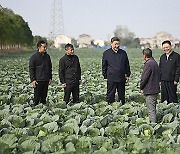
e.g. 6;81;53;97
140;48;160;123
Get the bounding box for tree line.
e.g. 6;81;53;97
0;7;33;50
0;6;140;51
114;25;140;48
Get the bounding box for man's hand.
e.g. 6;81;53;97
125;76;130;83
32;80;38;88
140;90;144;94
174;81;178;85
49;79;52;85
62;83;66;88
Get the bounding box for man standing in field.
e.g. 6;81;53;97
29;40;52;105
140;48;160;123
102;37;131;104
59;43;81;104
159;40;180;103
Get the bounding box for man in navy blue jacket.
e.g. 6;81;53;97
102;37;131;104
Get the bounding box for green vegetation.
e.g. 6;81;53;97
0;48;180;153
114;25;140;48
0;7;33;49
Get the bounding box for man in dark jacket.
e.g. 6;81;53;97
140;48;160;123
29;40;52;105
59;43;81;104
159;40;180;103
102;37;131;104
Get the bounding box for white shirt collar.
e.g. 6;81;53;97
166;50;173;60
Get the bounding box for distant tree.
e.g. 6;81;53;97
23;22;33;46
130;38;140;48
104;41;110;46
114;25;135;39
0;11;8;45
175;42;180;48
1;7;14;15
33;36;47;47
113;25;140;48
0;7;33;49
71;38;78;48
121;38;132;46
91;40;95;46
47;39;54;48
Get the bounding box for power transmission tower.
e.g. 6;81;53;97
49;0;64;40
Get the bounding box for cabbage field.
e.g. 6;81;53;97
0;48;180;154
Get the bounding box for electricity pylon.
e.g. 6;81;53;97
49;0;64;40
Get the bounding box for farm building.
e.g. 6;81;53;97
140;32;179;49
54;35;72;49
93;39;105;47
78;34;91;48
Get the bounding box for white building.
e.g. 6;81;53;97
78;34;91;48
54;35;71;48
94;39;105;47
153;32;178;48
140;32;179;49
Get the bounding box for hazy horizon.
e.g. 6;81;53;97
1;0;180;41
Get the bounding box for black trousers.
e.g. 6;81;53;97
161;81;178;103
64;83;80;103
107;81;125;104
34;81;49;105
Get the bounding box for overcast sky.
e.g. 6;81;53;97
1;0;180;41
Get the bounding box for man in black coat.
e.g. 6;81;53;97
29;40;52;105
59;43;81;104
140;48;160;123
159;40;180;103
102;37;131;104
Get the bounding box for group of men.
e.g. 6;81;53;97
29;41;81;105
29;38;180;123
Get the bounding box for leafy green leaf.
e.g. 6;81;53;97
162;113;174;123
43;121;59;133
66;142;76;153
0;134;17;148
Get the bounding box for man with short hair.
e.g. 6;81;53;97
140;48;160;123
159;40;180;103
29;40;52;105
59;43;81;104
102;37;131;104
